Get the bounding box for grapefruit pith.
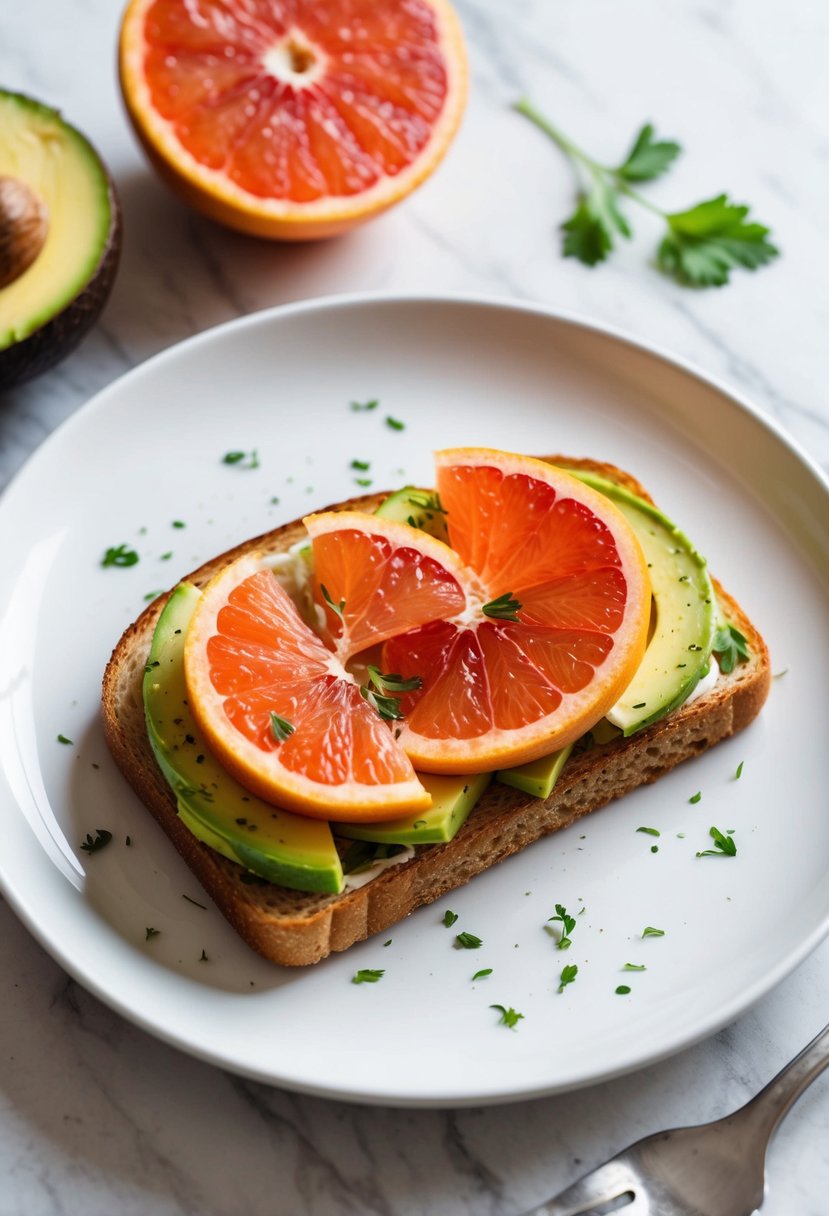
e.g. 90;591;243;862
119;0;468;239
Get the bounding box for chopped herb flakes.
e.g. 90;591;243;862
455;931;483;949
637;826;660;837
642;926;665;938
80;829;112;855
472;968;493;981
354;477;373;487
320;584;345;617
145;927;160;940
102;543;139;568
57;734;74;745
222;450;259;469
616;985;632;995
696;825;737;858
689;791;702;804
350;459;371;471
482;592;522;622
350;399;378;411
491;1004;524;1029
383;939;392;947
622;963;647;971
385;415;405;431
171;520;186;529
548;903;576;949
352;969;384;984
442;910;459;928
735;761;744;780
269;712;296;743
650;844;659;853
712;624;750;674
558;963;578;993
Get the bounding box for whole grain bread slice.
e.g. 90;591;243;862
101;458;771;966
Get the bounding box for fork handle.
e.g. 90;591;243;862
734;1020;829;1141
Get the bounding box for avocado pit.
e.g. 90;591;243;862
0;176;48;289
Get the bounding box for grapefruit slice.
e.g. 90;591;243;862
302;510;467;660
183;552;430;821
119;0;467;239
378;449;652;772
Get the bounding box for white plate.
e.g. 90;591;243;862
2;295;828;1107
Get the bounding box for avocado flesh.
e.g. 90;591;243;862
0;91;113;349
496;744;574;799
336;772;491;844
375;486;450;542
144;582;344;895
560;467;716;735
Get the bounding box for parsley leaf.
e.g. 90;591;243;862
696;825;737;858
558;963;578;993
547;903;576;949
455;931;483;949
472;968;493;981
223;449;260;469
352;968;384;984
269;712;295;743
360;686;405;722
320;584;345;617
442;910;459;928
80;829;112;855
102;543;139;568
481;592;523;622
561;176;631;267
367;666;422;695
642;926;665;938
615;122;681;182
659;195;778;287
490;1004;524;1029
712;624;751;674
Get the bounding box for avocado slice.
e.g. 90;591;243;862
144;582;344;895
0;91;121;388
336;771;491;844
375;486;450;542
497;743;574;799
559;467;717;735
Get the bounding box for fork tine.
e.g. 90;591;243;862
522;1158;643;1216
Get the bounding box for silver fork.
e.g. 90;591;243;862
522;1021;829;1216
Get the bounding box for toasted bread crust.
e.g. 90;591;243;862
101;458;771;966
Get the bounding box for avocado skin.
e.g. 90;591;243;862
0;93;122;390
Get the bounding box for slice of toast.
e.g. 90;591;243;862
101;458;771;966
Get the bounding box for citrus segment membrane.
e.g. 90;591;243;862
184;552;429;821
303;510;467;660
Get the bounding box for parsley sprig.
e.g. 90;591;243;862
548;903;576;950
514;101;778;287
491;1004;524;1029
696;825;737;858
352;969;384;984
482;592;522;622
558;963;578;993
712;624;750;673
360;666;422;723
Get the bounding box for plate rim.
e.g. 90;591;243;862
2;290;829;1107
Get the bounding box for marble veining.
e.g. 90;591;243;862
2;0;829;1212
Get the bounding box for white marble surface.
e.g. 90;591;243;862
2;1;829;1213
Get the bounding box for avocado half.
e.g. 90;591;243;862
0;91;121;389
